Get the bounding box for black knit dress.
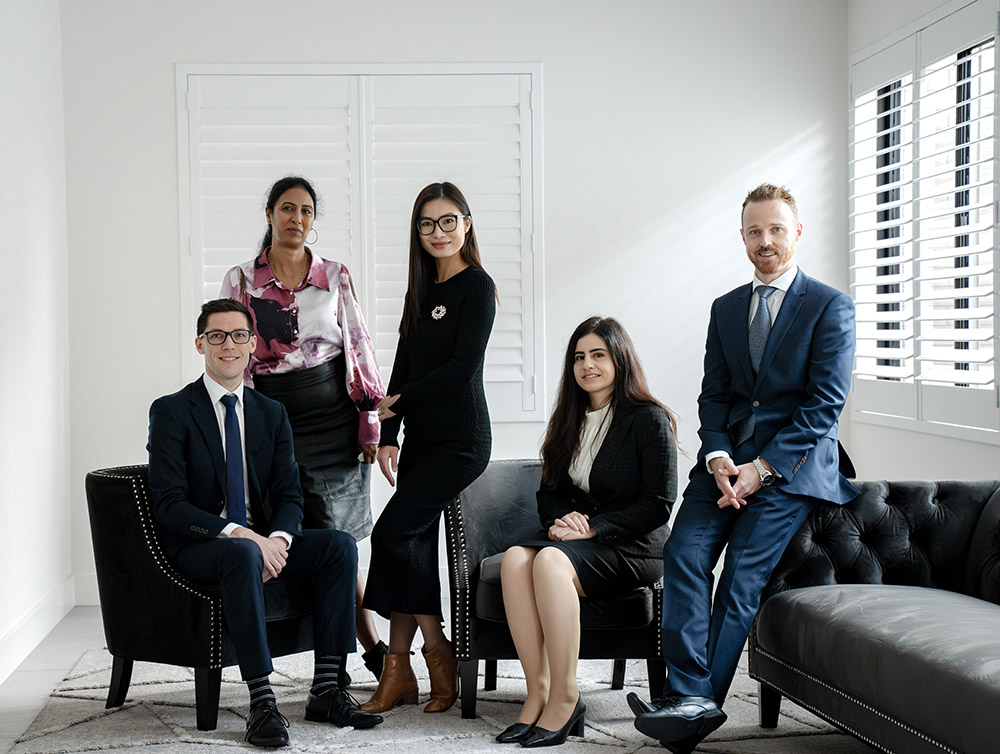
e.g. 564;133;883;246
363;266;495;618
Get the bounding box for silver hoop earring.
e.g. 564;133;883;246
307;228;318;245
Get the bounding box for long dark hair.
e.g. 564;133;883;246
400;182;487;336
540;316;677;486
258;176;320;256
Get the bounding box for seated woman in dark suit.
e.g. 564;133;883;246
498;316;678;748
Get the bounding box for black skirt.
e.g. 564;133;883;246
516;534;663;598
253;356;372;538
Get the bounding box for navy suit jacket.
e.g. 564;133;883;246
147;377;305;556
696;269;858;505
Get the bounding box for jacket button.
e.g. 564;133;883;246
752;400;760;407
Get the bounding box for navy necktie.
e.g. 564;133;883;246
749;285;777;373
220;394;247;526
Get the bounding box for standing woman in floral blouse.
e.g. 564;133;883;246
361;182;495;715
221;175;388;681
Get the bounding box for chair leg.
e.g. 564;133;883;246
195;667;222;731
758;681;781;728
459;659;479;719
106;657;133;708
611;659;626;689
646;658;666;701
485;659;498;691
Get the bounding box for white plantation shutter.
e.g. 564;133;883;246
368;73;537;421
178;65;542;422
185;75;355;302
849;0;999;433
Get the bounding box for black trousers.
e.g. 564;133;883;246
173;528;357;680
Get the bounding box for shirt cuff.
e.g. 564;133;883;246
705;450;731;474
358;411;380;446
271;531;294;548
220;522;240;538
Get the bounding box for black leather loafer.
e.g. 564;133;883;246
305;688;384;729
245;700;290;747
496;721;535;743
632;695;726;744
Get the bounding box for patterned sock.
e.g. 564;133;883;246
247;676;276;709
311;655;346;695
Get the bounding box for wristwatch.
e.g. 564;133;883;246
753;458;777;487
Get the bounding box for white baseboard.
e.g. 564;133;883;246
74;573;100;606
0;577;75;685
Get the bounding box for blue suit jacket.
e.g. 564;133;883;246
147;377;305;556
696;269;858;505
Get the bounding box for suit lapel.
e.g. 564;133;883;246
589;405;635;486
242;389;266;521
727;284;755;387
756;270;807;380
189;380;227;494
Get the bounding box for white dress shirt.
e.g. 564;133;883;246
705;264;799;473
202;375;292;545
568;403;613;493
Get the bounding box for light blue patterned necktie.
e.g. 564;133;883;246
220;394;247;526
749;285;777;374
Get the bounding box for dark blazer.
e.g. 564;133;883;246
536;402;677;559
696;269;858;504
147;377;305;556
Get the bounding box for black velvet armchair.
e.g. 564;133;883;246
443;459;666;719
85;465;315;730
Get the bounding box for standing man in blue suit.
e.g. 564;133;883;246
629;184;857;753
147;298;383;747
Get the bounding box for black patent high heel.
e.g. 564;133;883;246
518;697;585;747
495;720;536;743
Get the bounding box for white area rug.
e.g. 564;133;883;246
12;649;872;753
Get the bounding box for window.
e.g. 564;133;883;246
177;64;544;422
850;0;998;434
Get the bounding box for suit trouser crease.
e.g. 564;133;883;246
173;528;358;680
660;474;813;702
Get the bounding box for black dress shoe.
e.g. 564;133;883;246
632;695;726;744
305;688;384;729
519;697;586;747
362;641;389;681
495;721;535;743
659;732;705;754
626;691;669;717
245;700;290;747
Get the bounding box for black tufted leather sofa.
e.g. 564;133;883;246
749;479;1000;754
85;466;316;730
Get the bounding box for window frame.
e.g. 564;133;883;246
175;62;546;423
848;0;1000;444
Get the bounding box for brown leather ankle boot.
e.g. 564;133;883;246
422;638;458;713
360;652;418;712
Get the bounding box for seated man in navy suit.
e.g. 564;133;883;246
147;298;383;746
629;185;858;753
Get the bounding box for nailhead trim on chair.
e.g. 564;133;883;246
91;466;225;669
444;497;472;660
750;643;958;754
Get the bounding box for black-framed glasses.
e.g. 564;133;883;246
416;214;468;235
200;329;252;345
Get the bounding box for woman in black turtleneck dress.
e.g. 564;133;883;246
361;182;495;715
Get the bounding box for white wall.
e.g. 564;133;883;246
0;0;73;682
59;0;850;600
846;0;1000;480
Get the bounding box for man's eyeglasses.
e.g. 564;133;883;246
200;329;252;345
416;214;468;235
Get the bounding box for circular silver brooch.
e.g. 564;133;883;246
432;305;447;320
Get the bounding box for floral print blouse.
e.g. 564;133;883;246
220;249;385;445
